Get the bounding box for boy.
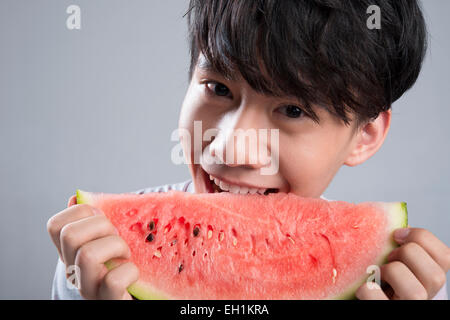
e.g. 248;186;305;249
47;0;449;299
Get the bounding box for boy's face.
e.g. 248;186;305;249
179;55;366;198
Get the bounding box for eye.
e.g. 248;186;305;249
275;105;304;119
205;81;231;97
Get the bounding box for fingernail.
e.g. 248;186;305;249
394;228;410;243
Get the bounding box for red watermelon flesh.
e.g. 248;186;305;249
76;190;407;300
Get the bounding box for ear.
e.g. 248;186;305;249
344;110;391;167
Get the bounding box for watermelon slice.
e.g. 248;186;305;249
76;190;407;300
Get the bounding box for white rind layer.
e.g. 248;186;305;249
332;202;408;300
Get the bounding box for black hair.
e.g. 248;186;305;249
185;0;427;125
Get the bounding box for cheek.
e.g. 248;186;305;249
179;87;199;130
179;85;220;129
279;130;351;193
179;88;221;159
282;142;333;178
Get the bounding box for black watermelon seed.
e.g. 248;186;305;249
178;263;184;273
193;226;200;237
146;233;154;242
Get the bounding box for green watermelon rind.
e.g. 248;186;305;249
76;190;407;300
104;260;170;300
76;189;94;205
332;201;408;300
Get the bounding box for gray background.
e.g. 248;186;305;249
0;0;448;299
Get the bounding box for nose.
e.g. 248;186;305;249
209;107;274;169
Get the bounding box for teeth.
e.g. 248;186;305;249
239;187;249;194
209;175;270;195
229;184;240;194
219;180;229;191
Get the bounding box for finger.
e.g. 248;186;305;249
380;261;428;300
75;235;130;300
67;195;77;207
47;204;102;263
60;215;119;268
356;282;389;300
394;228;450;272
388;242;447;299
98;262;139;300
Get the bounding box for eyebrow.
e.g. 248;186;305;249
197;56;238;81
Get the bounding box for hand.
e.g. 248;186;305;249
356;227;450;300
47;195;139;299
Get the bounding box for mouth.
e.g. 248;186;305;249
206;172;279;195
